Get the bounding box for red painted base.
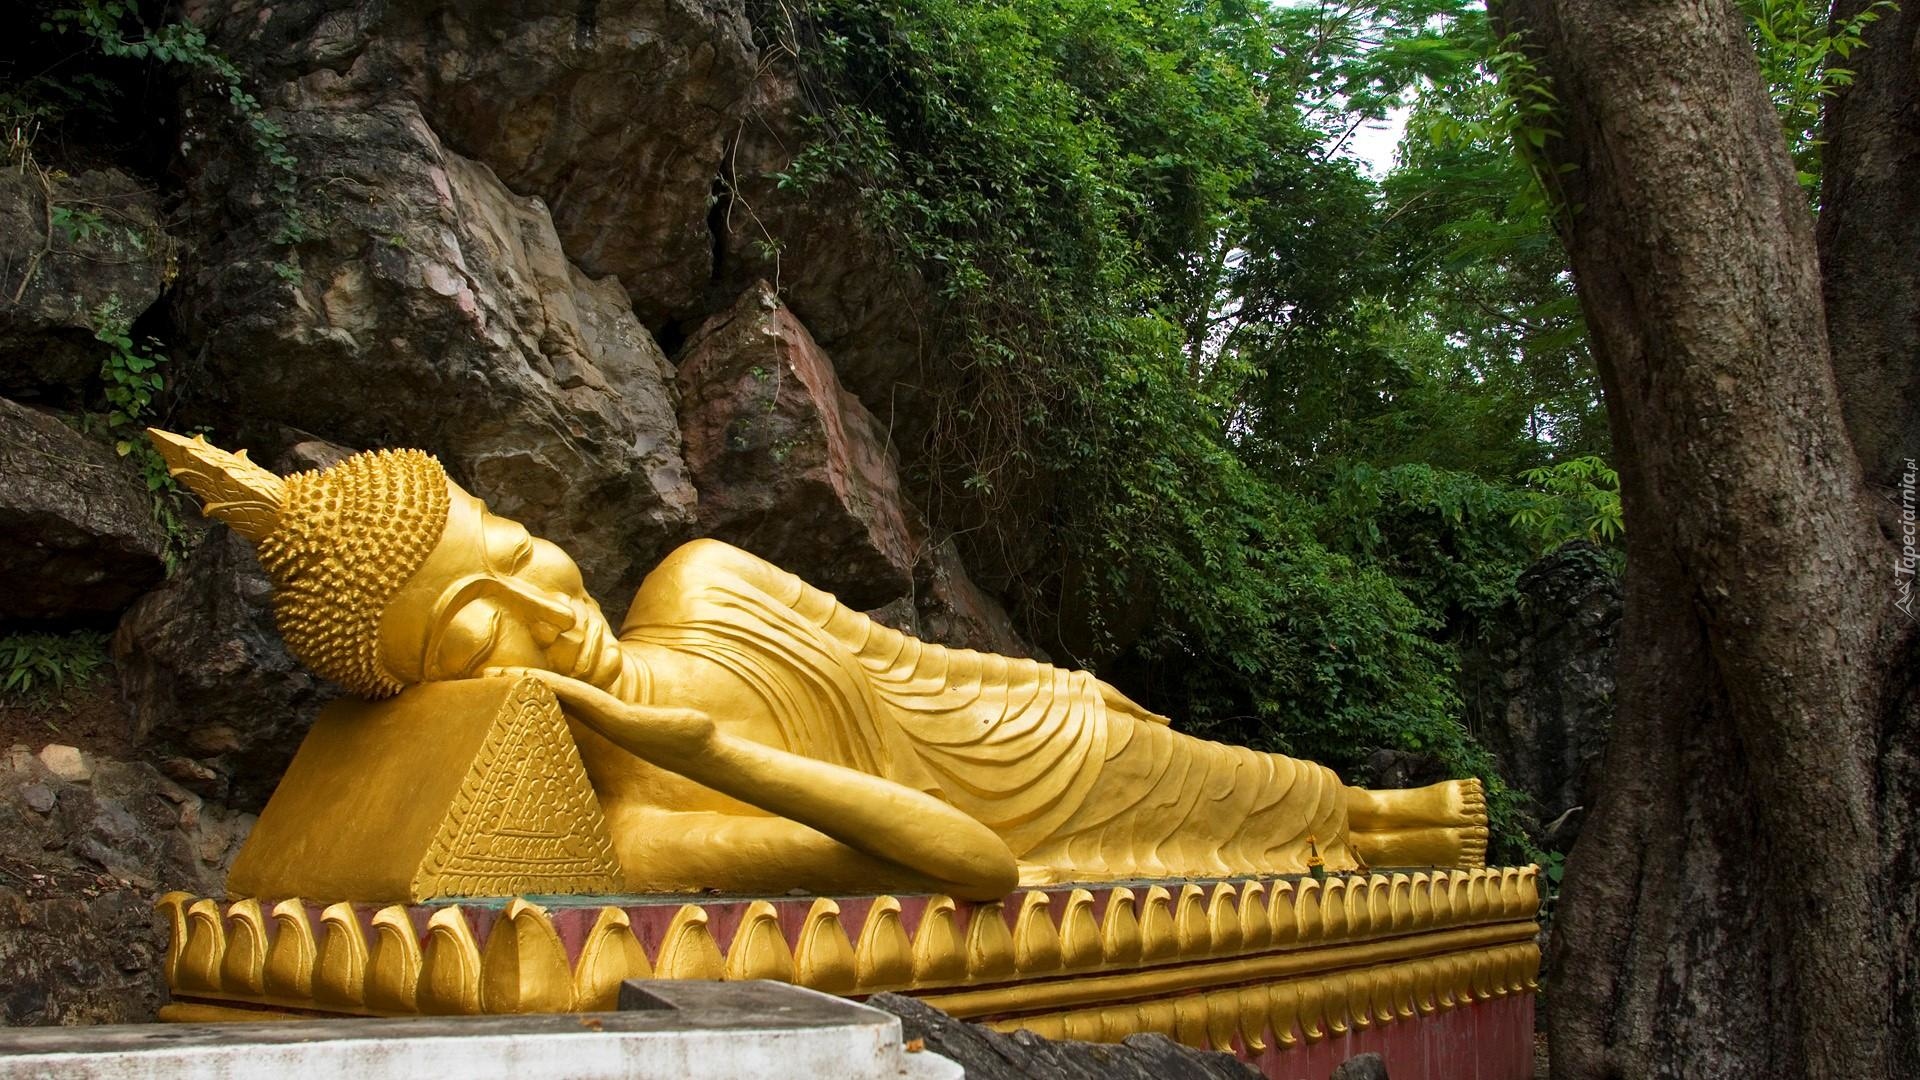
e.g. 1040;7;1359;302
278;893;1534;1080
1242;994;1534;1080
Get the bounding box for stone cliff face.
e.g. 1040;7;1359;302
1460;543;1621;853
0;0;1013;1024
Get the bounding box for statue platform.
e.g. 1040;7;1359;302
157;867;1540;1079
0;981;961;1079
139;433;1541;1077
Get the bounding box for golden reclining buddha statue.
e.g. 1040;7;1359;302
150;430;1487;902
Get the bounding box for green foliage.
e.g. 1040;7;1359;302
1509;455;1623;554
1382;15;1603;477
769;0;1221;509
1315;463;1540;625
87;301;191;566
92;302;165;435
767;0;1623;861
50;205;109;243
1739;0;1896;191
0;631;108;703
15;0;304;242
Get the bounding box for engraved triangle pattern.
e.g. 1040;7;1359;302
415;679;622;898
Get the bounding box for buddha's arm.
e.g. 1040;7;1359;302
510;669;1020;898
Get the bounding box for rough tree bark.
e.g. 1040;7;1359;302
1483;1;1920;1078
1818;3;1920;1074
1821;0;1920;501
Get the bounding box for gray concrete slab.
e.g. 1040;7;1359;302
0;981;961;1079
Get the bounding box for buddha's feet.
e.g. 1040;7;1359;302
1344;777;1489;869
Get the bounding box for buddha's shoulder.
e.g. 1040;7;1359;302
642;539;799;593
655;537;771;575
625;539;807;624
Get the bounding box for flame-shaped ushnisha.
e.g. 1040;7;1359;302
148;429;452;697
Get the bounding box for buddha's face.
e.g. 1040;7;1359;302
377;481;622;688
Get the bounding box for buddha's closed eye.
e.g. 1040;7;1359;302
433;602;501;680
425;574;583;681
505;536;534;574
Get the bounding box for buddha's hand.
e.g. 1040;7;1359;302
486;667;714;758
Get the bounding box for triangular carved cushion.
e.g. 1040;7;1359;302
228;676;622;902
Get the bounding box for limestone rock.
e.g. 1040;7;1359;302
188;0;759;330
1360;748;1450;791
1331;1052;1390;1079
274;436;352;474
0;167;172;401
19;784;54;815
676;282;923;608
914;540;1036;658
190;0;931;412
0;398;167;621
865;540;1038;659
1460;542;1621;851
174;100;697;601
113;529;339;810
171;0;981;614
0;750;251;1025
677;284;1031;647
867;993;1259;1079
35;746;89;785
716;69;932;416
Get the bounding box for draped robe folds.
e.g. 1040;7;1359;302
614;540;1355;881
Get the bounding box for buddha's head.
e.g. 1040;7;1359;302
149;429;619;697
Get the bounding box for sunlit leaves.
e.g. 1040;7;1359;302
1510;455;1623;552
1739;0;1895;193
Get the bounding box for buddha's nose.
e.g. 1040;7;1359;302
529;596;579;646
490;577;576;643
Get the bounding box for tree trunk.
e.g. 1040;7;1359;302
1820;0;1920;500
1818;3;1920;1071
1484;1;1919;1077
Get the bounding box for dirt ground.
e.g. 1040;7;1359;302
0;670;136;762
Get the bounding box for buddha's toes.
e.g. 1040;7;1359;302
1352;777;1487;832
1435;779;1490;867
1441;820;1490;868
1445;776;1488;826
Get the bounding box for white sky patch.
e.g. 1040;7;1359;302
1342;105;1410;178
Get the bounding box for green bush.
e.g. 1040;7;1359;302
0;631;109;703
766;0;1614;862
